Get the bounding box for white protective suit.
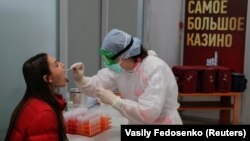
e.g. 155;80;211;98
75;51;182;124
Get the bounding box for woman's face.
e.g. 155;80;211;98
47;55;69;87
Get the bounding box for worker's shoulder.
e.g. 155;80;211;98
142;55;170;77
144;54;168;68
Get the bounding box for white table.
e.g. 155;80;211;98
67;105;128;141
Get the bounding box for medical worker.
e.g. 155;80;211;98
71;29;182;124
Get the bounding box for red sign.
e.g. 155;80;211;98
183;0;248;73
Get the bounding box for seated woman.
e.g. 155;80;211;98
5;53;69;141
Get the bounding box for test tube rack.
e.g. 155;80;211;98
65;107;112;137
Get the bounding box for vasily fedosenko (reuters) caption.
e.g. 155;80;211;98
121;125;249;141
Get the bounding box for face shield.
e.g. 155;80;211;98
99;49;116;67
99;49;124;73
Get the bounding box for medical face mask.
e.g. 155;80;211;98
103;55;125;73
107;63;124;73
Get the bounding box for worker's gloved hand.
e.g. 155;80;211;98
71;62;85;84
96;87;123;110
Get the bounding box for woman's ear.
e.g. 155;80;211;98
43;75;53;83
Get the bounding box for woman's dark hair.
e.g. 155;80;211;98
130;45;148;62
5;53;68;141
